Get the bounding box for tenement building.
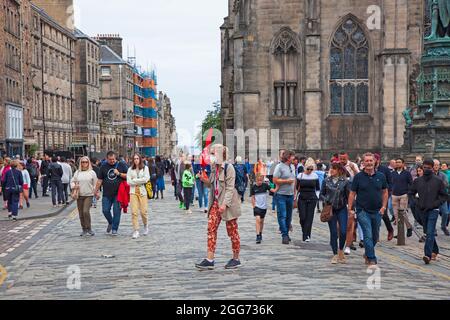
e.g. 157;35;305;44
73;28;101;155
157;92;177;157
96;34;135;156
0;0;24;156
221;0;427;159
31;3;76;155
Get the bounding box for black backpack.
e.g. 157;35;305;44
27;164;38;178
224;164;246;196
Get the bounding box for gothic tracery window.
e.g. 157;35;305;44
271;28;300;117
330;18;369;115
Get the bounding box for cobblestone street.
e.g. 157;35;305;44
0;183;449;300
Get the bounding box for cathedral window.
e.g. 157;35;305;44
271;28;301;117
330;18;369;115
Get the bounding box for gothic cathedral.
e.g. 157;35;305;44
221;0;429;159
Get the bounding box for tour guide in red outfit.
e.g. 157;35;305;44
196;144;242;270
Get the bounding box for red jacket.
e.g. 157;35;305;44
117;180;130;213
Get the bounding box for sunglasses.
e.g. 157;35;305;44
306;168;314;171
81;161;89;164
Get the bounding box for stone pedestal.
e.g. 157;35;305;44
411;39;450;158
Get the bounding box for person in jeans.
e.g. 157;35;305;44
320;163;350;264
409;159;447;264
296;158;321;242
391;158;413;238
48;157;64;208
59;157;73;205
196;144;242;270
127;153;150;239
71;157;98;237
194;161;210;214
3;160;24;221
433;159;449;236
273;150;296;245
442;163;450;229
26;158;39;199
348;153;389;267
40;154;50;197
94;151;128;236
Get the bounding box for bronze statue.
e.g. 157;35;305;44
428;0;450;39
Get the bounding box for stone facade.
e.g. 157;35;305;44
31;0;74;31
157;92;177;157
73;29;100;155
0;0;24;156
96;36;135;157
221;0;425;160
31;3;76;155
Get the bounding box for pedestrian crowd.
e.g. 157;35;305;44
1;147;448;269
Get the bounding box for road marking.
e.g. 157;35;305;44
0;253;7;258
377;250;450;282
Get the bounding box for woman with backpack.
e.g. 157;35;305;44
3;160;24;221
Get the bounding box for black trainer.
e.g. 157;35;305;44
195;259;215;270
225;259;241;270
442;227;450;236
256;234;262;244
282;236;290;245
106;224;112;234
407;229;413;238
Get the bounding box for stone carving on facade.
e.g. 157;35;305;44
436;132;450;150
271;27;301;54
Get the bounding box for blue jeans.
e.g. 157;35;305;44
421;209;440;258
276;194;294;238
357;209;382;264
6;191;20;216
328;207;348;255
102;196;122;232
272;194;277;211
388;196;394;219
439;202;449;229
51;180;63;206
195;179;209;208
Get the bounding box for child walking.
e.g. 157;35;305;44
251;174;277;244
182;163;195;214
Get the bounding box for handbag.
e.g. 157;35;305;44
10;170;23;194
145;181;153;199
320;204;334;222
71;172;80;200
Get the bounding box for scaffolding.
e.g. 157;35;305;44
133;65;158;157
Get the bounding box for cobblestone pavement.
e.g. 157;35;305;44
0;183;449;300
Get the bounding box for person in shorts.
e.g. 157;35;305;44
251;173;277;244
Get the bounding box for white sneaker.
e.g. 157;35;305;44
305;237;311;243
198;207;204;213
344;247;351;255
187;209;193;214
143;226;149;236
132;231;140;239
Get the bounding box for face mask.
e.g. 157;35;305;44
423;169;433;176
209;155;217;165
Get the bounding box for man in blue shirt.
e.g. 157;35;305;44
348;153;389;266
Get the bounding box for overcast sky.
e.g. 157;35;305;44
74;0;228;148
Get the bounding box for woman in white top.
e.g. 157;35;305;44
127;153;150;239
19;162;31;209
71;157;98;237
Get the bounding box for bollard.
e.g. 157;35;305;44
397;209;406;246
